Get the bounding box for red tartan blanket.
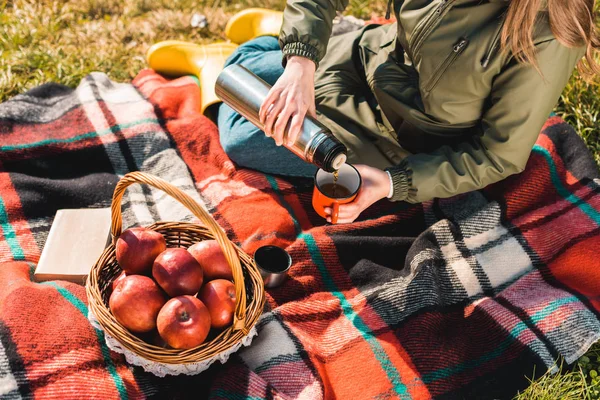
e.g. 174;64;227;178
1;70;600;399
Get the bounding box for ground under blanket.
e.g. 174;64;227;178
1;70;600;399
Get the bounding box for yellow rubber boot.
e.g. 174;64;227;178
225;8;283;45
146;41;238;115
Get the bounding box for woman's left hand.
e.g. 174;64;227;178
324;164;391;224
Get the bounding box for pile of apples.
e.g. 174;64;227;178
109;227;237;350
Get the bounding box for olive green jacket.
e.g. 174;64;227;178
279;0;585;203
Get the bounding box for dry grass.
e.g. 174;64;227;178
1;1;600;398
0;0;257;98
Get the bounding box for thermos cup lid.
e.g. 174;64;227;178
253;245;292;289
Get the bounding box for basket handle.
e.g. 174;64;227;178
110;171;248;334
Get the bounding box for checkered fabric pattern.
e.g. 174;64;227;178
1;70;599;399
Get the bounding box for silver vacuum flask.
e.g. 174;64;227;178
215;64;347;172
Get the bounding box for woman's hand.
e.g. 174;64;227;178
324;165;391;224
259;56;316;147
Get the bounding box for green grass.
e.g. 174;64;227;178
557;69;600;166
516;346;600;399
1;1;600;398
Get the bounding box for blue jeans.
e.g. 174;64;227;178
217;36;318;177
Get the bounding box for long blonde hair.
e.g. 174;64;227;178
502;0;600;78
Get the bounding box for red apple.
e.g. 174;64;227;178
111;271;127;292
152;248;203;297
188;240;233;282
109;275;167;333
156;296;211;349
198;279;236;330
116;227;166;274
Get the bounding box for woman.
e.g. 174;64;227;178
217;0;599;223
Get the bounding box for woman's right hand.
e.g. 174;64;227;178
259;56;317;147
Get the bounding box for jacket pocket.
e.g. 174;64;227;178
422;37;469;93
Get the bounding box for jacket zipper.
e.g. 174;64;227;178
424;37;469;92
481;13;507;68
410;0;455;58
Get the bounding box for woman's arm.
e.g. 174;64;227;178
278;0;349;67
331;39;584;223
259;0;349;146
386;39;585;203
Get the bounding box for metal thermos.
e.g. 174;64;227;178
215;64;347;172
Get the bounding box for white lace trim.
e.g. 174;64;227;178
88;310;257;377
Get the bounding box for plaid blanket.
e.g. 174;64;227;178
1;70;599;400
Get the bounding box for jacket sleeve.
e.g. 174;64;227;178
279;0;349;68
385;39;585;203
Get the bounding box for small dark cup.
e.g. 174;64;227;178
253;245;292;289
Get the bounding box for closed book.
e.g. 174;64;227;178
34;208;111;284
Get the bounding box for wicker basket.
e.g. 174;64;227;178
86;172;265;376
